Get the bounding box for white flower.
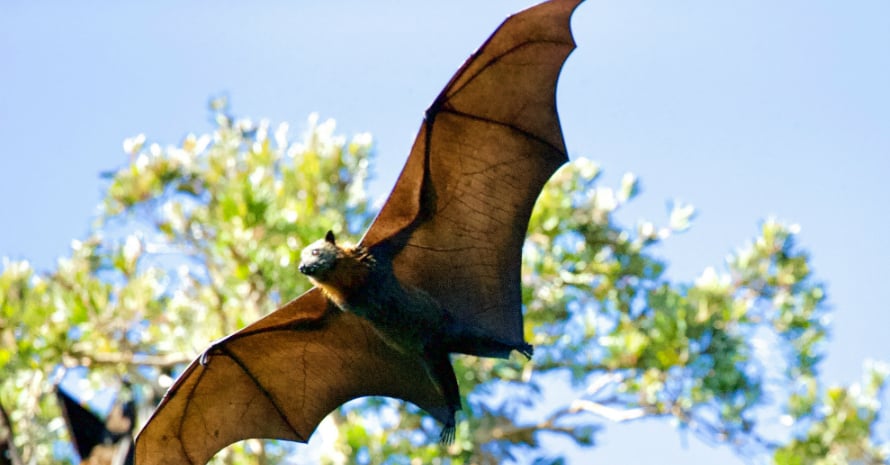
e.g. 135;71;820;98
135;153;150;170
695;266;730;289
574;158;600;180
275;122;290;150
123;235;142;264
249;167;266;185
282;207;298;223
352;131;373;147
619;172;638;202
168;148;194;170
122;134;146;155
669;200;696;232
593;187;617;212
256;118;270;142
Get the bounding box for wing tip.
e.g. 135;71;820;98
511;0;585;42
495;0;583;161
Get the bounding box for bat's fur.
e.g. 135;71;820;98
299;230;532;443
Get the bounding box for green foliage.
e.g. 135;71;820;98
1;104;886;464
774;361;889;465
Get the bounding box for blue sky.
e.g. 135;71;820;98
2;1;888;463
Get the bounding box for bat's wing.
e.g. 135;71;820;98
134;289;449;465
360;0;580;348
57;383;135;465
56;387;107;460
137;2;580;461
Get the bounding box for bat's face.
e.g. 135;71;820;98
298;234;339;281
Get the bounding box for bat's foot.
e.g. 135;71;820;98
444;321;536;360
517;343;534;360
439;422;456;445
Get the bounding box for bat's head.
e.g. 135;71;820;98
298;230;340;281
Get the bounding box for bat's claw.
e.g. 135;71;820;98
439;422;456;445
199;337;227;366
199;349;212;366
517;343;534;361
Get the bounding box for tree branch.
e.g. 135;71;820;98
0;400;24;465
567;399;647;422
65;350;192;368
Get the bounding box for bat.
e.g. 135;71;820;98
135;0;580;462
56;385;135;465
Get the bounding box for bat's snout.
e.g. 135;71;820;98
299;262;320;276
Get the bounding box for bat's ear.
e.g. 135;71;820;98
325;230;336;245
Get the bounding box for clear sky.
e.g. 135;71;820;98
2;1;888;463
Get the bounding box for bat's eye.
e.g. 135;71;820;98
311;249;320;256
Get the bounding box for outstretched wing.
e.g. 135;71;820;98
57;385;135;465
361;0;580;347
136;1;580;462
134;289;448;465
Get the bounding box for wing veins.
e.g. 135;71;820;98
216;345;306;442
175;368;205;465
443;38;573;107
404;243;492;253
438;107;566;161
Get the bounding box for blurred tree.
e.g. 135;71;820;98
1;101;887;464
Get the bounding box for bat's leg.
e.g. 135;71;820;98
422;348;460;444
443;320;534;360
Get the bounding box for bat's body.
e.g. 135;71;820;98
135;0;581;462
299;232;532;441
299;231;447;356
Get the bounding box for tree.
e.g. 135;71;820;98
1;102;887;464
